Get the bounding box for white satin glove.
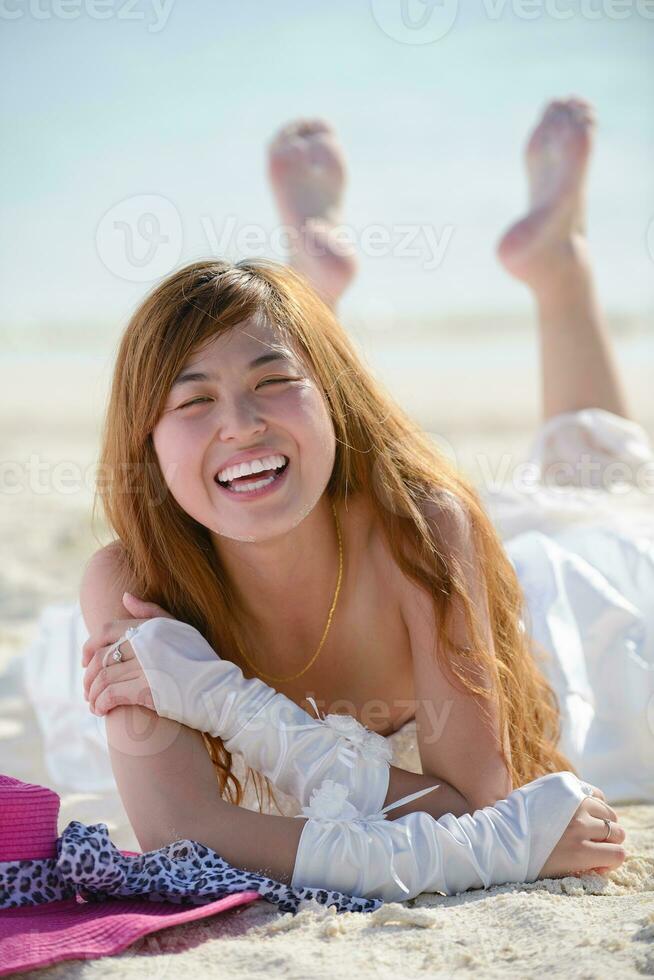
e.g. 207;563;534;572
291;770;594;902
123;617;392;814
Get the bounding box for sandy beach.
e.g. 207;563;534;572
1;317;653;978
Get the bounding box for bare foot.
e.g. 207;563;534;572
268;118;357;307
497;97;596;288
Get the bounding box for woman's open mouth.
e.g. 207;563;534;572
214;456;290;500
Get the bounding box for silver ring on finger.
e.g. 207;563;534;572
103;640;124;667
601;817;612;842
102;628;136;668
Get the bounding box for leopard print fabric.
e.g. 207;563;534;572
0;820;381;915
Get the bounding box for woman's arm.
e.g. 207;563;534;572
398;500;513;811
79;541;137;635
74;700;625;899
79;547;305;878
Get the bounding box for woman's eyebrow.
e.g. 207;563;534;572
172;352;294;388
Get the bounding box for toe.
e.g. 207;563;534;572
269;129;306;164
542;99;593;133
566;96;597;125
297;118;333;138
270;119;306;147
542;99;569;120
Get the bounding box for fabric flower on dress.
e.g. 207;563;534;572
305;699;394;767
298;779;362;823
326;715;393;764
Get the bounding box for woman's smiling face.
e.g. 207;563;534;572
152;314;337;543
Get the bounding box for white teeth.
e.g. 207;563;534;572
217;453;287;484
228;474;277;493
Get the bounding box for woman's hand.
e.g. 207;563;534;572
82;592;175;715
540;783;627;879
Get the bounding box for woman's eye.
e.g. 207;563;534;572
178;397;212;410
177;379;297;410
257;377;295;388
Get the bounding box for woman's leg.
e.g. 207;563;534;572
268;118;357;310
497;97;632;424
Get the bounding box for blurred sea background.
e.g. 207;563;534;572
1;0;653;630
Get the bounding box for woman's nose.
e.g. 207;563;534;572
215;394;266;441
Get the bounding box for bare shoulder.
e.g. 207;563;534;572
79;541;135;633
374;489;476;636
361;494;427;624
82;540;130;581
419;488;475;553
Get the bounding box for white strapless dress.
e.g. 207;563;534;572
21;409;654;808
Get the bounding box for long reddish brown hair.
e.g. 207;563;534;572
95;258;572;813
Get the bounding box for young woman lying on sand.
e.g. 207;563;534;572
78;98;636;899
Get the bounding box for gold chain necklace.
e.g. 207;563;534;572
233;499;343;684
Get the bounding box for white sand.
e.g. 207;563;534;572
1;323;653;978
